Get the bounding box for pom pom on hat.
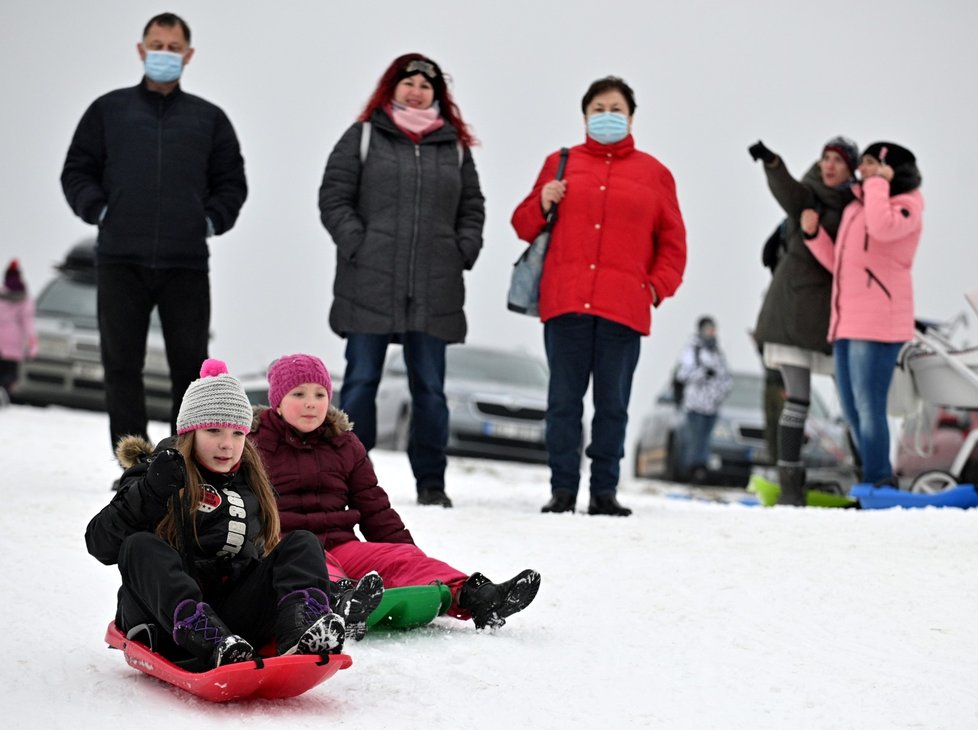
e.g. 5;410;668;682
176;358;253;435
267;354;333;409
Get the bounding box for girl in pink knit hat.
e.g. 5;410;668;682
250;353;541;633
86;358;381;670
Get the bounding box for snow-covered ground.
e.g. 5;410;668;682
3;404;977;729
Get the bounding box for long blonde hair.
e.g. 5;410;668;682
154;433;281;556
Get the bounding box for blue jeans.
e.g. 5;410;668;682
834;339;904;483
679;410;718;473
340;332;448;492
544;314;641;496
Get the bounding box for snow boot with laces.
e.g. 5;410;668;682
274;588;346;656
330;571;385;641
172;599;255;669
458;569;542;630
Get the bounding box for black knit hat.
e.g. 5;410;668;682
697;316;716;332
861;141;916;169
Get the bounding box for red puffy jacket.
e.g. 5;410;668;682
250;406;413;550
511;134;687;335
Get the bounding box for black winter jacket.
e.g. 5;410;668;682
85;437;264;586
753;157;854;354
61;81;247;271
318;109;485;343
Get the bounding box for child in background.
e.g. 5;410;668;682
0;259;37;399
86;359;372;669
250;353;541;631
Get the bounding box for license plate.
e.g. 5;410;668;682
74;362;104;380
483;421;542;442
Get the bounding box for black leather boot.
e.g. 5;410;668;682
541;491;577;513
777;464;807;506
588;492;633;516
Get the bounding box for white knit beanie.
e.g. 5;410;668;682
176;359;253;435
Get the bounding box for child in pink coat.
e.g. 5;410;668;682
802;141;923;485
0;260;37;397
249;354;541;632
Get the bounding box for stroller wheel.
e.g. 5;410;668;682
909;469;959;494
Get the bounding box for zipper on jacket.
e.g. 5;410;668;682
865;268;892;299
153;97;164;268
407;144;422;303
863;232;869;251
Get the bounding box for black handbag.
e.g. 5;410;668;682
507;147;570;316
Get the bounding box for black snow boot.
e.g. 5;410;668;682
418;487;453;508
458;569;541;630
588;492;633;516
777;464;807;506
171;600;254;669
275;588;346;656
541;491;577;513
331;571;385;641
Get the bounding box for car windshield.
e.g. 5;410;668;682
36;277;97;324
446;349;549;388
726;374;763;409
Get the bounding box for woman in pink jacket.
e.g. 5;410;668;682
0;260;37;398
802;142;923;485
512;76;687;516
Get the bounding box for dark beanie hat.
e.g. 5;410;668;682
823;135;859;174
861;141;916;168
697;316;716;332
4;259;25;292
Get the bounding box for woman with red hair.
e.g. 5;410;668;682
319;54;485;509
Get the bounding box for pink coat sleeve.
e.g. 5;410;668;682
862;177;924;241
804;227;835;272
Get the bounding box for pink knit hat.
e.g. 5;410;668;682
267;354;333;409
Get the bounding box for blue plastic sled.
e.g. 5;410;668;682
850;483;978;510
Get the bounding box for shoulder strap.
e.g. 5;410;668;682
359;121;372;164
361;120;463;168
556;147;569;180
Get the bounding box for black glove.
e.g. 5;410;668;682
704;367;717;378
748;140;775;164
144;449;187;502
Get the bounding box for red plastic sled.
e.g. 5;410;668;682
104;622;352;702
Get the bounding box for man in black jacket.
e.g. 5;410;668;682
61;12;247;453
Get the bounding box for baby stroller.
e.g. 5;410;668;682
869;289;978;506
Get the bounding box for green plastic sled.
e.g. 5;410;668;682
747;474;857;509
366;584;454;630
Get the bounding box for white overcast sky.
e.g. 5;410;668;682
4;0;978;432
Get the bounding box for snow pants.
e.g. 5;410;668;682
326;540;470;618
115;530;330;652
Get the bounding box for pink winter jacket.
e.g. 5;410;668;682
805;176;923;343
0;290;37;361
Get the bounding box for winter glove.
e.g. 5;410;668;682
144;449;187;502
748;141;775;164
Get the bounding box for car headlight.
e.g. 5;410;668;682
711;420;735;441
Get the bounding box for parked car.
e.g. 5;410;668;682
241;346;549;464
14;242;171;420
633;370;853;486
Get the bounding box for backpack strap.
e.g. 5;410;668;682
361;119;464;168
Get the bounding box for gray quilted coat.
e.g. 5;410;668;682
318;109;485;343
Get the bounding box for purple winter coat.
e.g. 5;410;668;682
250;405;413;550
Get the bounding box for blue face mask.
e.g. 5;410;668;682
144;50;184;83
587;112;629;145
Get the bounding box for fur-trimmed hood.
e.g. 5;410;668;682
115;434;177;468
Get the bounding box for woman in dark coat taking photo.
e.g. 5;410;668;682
319;53;485;509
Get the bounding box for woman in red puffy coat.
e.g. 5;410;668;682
511;76;687;516
250;354;541;632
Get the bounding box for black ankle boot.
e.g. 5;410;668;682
541;491;576;513
777;464;807;506
172;600;254;668
418;487;453;507
458;569;541;630
588;493;632;516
